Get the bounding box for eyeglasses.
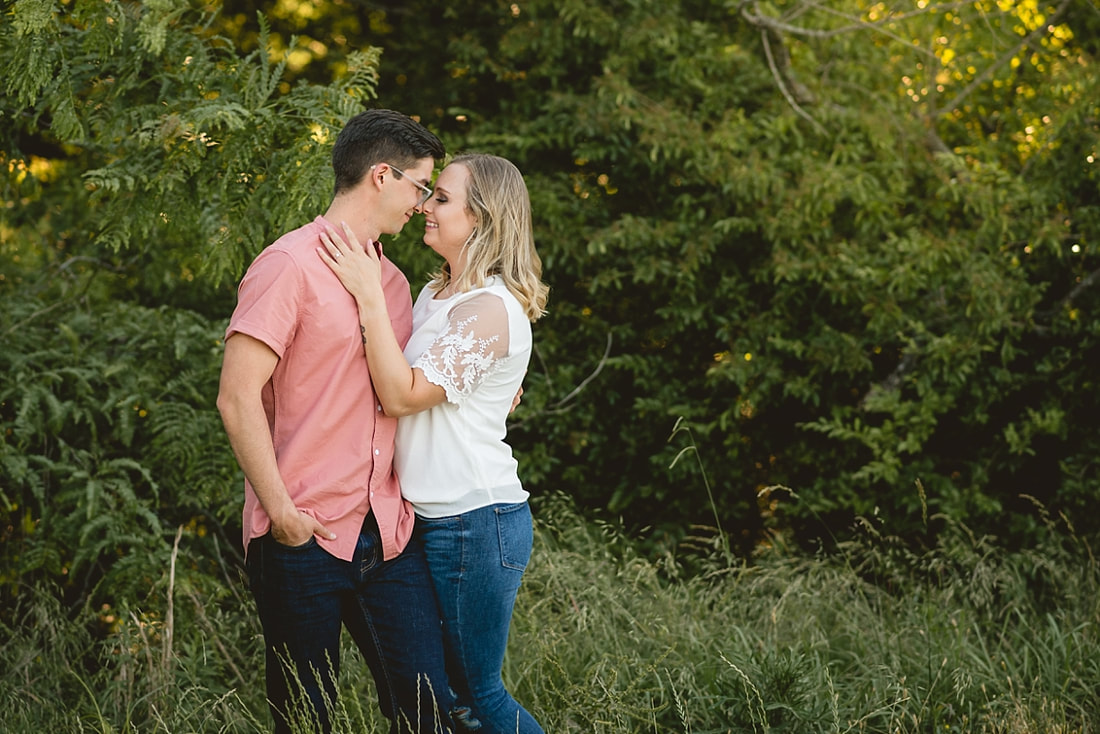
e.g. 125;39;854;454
387;164;433;207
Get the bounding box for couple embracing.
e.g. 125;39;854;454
217;109;548;734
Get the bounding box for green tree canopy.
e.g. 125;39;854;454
354;0;1100;548
2;0;1098;607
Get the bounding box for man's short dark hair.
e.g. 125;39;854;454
331;109;446;196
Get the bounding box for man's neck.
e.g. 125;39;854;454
322;201;378;246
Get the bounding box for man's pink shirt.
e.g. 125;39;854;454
225;216;415;562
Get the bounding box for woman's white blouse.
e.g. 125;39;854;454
394;275;532;517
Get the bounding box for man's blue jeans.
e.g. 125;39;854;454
246;512;456;734
418;501;544;734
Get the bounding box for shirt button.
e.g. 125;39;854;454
374;449;380;455
377;404;382;411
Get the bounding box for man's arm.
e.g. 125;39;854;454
217;333;335;545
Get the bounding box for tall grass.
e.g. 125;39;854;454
1;492;1097;732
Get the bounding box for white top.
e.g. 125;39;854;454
394;275;532;517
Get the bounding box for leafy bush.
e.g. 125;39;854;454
0;0;390;619
3;0;1099;622
0;287;237;615
357;0;1100;548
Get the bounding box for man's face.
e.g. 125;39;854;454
378;158;435;236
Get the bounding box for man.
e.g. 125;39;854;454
217;109;452;734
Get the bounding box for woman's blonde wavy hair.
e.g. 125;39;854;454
428;153;548;322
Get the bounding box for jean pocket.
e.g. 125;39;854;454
269;534;318;552
495;502;533;571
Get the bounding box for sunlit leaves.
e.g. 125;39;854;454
3;0;1098;555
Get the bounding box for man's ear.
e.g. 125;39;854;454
374;163;390;189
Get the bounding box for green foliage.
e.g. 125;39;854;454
352;0;1100;547
3;0;1100;684
0;0;402;621
1;1;1097;728
1;0;382;312
0;283;237;611
2;497;1097;732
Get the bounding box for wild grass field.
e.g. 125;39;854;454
2;492;1097;733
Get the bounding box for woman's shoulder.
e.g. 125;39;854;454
455;280;526;319
476;276;522;304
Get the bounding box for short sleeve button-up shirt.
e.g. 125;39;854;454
226;216;414;561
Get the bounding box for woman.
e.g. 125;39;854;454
318;153;548;734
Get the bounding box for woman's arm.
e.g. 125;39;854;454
318;223;447;416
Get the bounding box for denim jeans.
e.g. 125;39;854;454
246;512;456;734
417;502;544;734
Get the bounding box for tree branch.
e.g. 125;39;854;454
508;332;613;430
861;348;919;408
738;0;943;57
1033;267;1100;324
760;28;827;135
933;0;1074;117
547;332;613;411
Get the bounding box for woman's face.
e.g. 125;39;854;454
422;163;477;267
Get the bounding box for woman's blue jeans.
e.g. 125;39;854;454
245;512;456;734
417;502;544;734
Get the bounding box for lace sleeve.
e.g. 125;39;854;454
413;292;511;404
